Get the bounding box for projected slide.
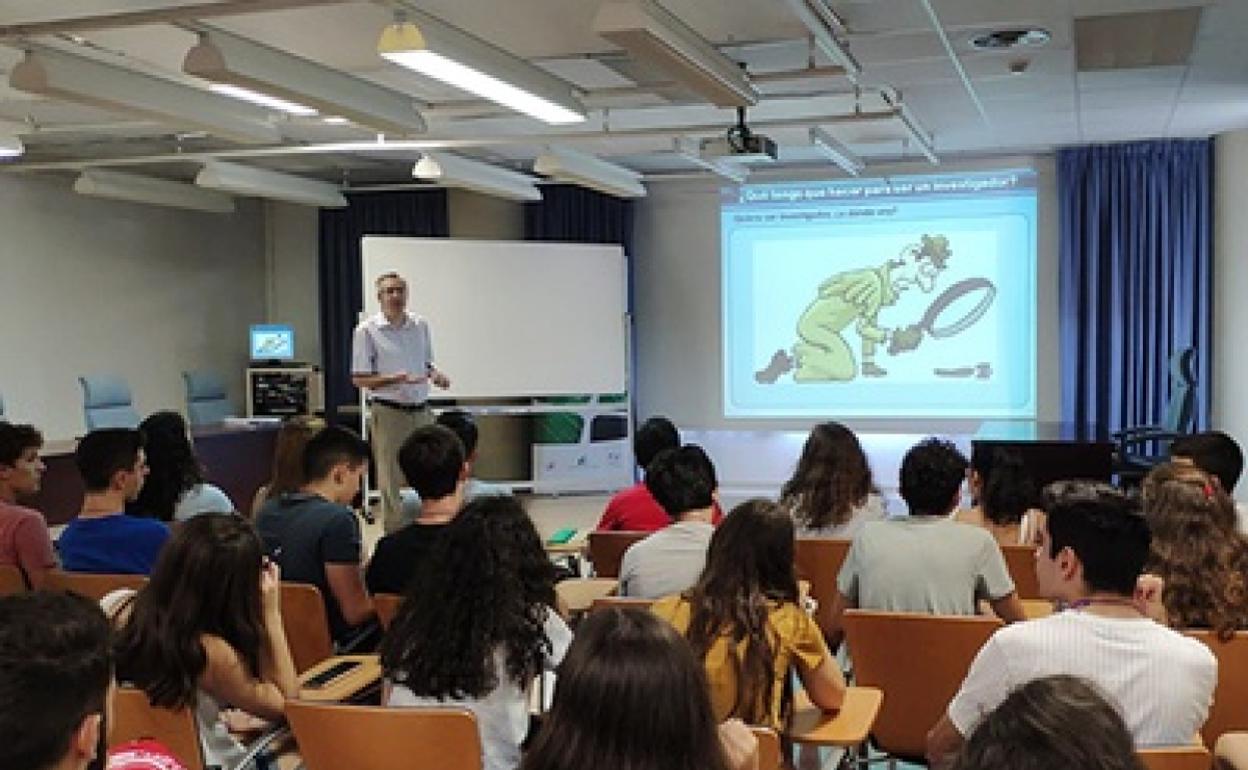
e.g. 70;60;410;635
722;169;1037;419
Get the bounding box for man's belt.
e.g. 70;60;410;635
370;398;427;412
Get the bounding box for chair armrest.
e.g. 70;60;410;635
786;686;883;747
1115;429;1183;453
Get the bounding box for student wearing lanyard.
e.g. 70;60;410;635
351;272;451;534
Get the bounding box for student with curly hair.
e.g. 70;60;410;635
111;514;299;770
1141;462;1248;639
128;411;232;523
949;675;1145;770
380;495;571;770
652;499;846;730
521;608;758;770
780;422;886;539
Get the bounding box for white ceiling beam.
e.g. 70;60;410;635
74;169;236;213
0;1;354;39
195;160;347;207
10;48;282;144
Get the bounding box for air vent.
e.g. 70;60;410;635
970;28;1051;51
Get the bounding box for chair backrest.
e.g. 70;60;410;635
751;727;782;770
1000;544;1041;600
1137;745;1211;770
587;530;648;578
0;564;27;595
183;370;235;427
589;595;656;613
1186;629;1248;746
111;687;206;770
794;537;852;635
374;592;403;630
45;570;147;602
79;375;141;430
1164;347;1199;435
286;700;482;770
843;610;1002;760
280;581;334;673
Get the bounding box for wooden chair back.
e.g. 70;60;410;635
280;582;334;673
286;700;482;770
1186;629;1248;746
587;531;648;578
793;538;852;636
843;610;1001;761
589;596;655;613
1137;746;1212;770
0;564;27;595
110;687;205;770
44;570;147;602
374;592;403;631
1000;544;1041;599
751;727;782;770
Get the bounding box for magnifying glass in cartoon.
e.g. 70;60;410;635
888;277;997;355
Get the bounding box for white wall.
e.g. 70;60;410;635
265;201;321;364
1213;131;1248;482
0;174;266;440
631;156;1061;433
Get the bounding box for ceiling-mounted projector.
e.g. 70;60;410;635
702;105;778;164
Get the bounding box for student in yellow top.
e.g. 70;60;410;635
651;499;846;729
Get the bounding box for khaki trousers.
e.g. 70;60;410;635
369;401;433;534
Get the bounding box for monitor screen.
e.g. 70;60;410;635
250;324;295;361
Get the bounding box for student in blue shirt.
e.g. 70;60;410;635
59;428;170;575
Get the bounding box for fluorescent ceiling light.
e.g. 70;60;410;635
74;169;235;213
378;19;586;125
673;137;747;182
195;160;347;208
0;134;24;159
185;27;425;135
9;49;280;144
782;0;862;79
809;126;864;175
208;83;317;116
413;152;542;201
594;0;759;107
533;147;646;199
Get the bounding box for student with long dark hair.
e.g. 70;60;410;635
111;514;299;770
129;411;232;523
780;421;885;538
521;608;758;770
249;416;325;518
653;499;846;729
954;446;1042;546
380;496;571;770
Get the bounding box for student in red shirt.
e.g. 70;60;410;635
597;417;721;531
0;421;55;588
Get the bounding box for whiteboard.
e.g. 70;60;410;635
361;237;628;399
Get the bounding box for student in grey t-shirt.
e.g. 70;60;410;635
826;438;1026;649
618;445;719;599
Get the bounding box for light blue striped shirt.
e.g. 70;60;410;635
351;311;434;404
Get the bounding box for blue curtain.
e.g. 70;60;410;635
1058;139;1212;432
318;190;449;420
525;183;635;253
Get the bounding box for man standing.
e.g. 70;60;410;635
0;421;56;588
351;272;451;534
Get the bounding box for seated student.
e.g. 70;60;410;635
367;425;468;595
256;426;375;647
398;411;509;523
381;496;571;770
111;514;298;770
0;421;56;588
954;446;1042;547
250;416;325;519
60;428;169;575
780;421;887;539
652;499;846;731
598;416;722;531
827;438;1024;646
1170;431;1248;533
618;445;718;599
926;481;1217;766
0;591;114;770
521;607;759;770
1141;462;1248;638
128;411;233;523
949;675;1146;770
